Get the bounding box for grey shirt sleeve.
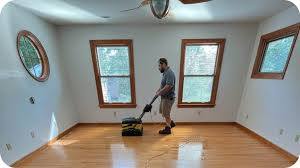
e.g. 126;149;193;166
165;72;175;87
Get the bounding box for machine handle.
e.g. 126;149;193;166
149;95;159;105
139;95;159;120
143;95;159;112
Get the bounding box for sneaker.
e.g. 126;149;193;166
159;126;171;134
170;120;176;128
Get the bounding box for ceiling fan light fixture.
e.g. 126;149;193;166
150;0;170;19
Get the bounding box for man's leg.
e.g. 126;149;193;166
165;116;172;128
159;99;174;134
165;102;176;128
166;98;175;127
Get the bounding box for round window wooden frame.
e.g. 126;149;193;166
150;0;170;19
17;30;50;82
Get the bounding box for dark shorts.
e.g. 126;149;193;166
159;98;175;118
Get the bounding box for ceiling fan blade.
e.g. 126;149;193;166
178;0;211;4
120;0;150;12
120;6;142;12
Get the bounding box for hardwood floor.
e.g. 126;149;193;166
14;124;295;168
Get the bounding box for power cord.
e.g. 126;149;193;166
146;111;203;168
144;136;204;168
149;110;164;134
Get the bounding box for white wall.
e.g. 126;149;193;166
0;3;78;165
58;23;257;123
237;6;300;156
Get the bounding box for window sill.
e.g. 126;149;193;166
99;104;137;108
177;103;216;108
251;73;284;80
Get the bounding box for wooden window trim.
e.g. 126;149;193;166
178;39;226;108
89;39;136;108
17;30;50;82
251;23;300;80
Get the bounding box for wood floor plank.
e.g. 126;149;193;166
14;124;295;168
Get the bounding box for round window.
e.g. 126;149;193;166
17;30;50;82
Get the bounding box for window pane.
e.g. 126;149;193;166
101;77;131;103
97;46;130;76
182;77;214;103
32;60;42;77
18;35;43;77
184;45;218;75
260;36;294;73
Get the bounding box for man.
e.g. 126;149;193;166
156;58;176;134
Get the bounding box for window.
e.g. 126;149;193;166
17;30;50;82
178;39;226;108
252;23;300;79
90;40;136;108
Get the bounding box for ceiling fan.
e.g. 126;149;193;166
121;0;212;19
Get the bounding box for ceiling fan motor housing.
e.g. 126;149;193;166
150;0;170;19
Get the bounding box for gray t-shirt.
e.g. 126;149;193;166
160;67;176;99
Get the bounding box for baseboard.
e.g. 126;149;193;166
171;122;236;125
235;122;298;162
11;123;79;167
77;123;120;126
78;122;236;125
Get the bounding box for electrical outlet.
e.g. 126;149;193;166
6;144;12;151
279;129;284;135
198;111;201;116
295;135;299;142
113;112;117;117
30;131;35;139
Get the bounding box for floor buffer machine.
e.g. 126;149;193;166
121;95;158;136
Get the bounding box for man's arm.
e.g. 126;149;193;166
156;85;173;96
157;71;175;96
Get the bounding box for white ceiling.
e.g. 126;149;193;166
12;0;294;25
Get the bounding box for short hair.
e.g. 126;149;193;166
158;58;168;65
